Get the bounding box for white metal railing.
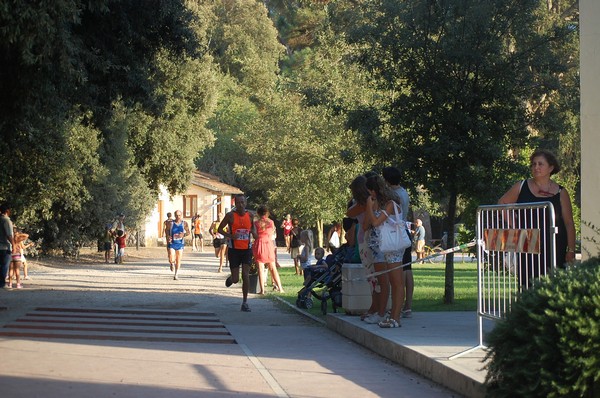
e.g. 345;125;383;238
449;202;556;360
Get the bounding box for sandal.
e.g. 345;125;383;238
378;318;401;328
360;312;374;321
402;309;412;318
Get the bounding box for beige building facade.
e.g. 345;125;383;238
143;171;243;247
580;0;599;259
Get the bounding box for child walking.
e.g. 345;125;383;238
114;230;127;264
9;229;28;289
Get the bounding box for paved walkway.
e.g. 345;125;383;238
0;247;486;397
325;310;490;398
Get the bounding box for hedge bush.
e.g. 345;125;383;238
484;258;600;397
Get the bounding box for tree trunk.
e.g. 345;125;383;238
316;219;324;248
444;192;458;304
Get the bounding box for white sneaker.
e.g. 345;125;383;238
364;313;385;324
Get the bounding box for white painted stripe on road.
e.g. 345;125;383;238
239;343;288;398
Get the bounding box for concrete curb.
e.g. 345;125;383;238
272;296;326;325
326;313;486;398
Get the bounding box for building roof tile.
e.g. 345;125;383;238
190;171;244;195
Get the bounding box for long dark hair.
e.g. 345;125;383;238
366;175;401;209
257;205;270;231
257;205;269;217
349;175;370;205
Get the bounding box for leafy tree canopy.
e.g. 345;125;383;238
328;0;579;302
0;0;220;252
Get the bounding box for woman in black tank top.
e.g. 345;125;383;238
499;150;576;284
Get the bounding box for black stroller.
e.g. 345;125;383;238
296;247;345;315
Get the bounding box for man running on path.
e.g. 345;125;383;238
162;212;174;270
169;211;190;280
218;195;255;312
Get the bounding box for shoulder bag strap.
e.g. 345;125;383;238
388;201;401;225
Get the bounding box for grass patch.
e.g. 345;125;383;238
271;262;478;318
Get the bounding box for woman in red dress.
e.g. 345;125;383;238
253;205;284;294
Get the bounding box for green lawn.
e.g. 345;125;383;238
270;262;478;318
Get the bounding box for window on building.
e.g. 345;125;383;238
183;195;197;218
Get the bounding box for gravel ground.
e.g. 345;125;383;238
0;246;312;326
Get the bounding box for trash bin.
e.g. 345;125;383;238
249;269;268;294
341;263;372;314
341;263;392;315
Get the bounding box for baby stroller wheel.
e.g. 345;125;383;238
304;297;313;309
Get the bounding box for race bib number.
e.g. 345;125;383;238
235;229;250;241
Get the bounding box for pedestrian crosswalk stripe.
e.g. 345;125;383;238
0;307;236;344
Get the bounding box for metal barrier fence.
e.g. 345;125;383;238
449;201;556;360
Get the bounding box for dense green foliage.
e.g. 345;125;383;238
484;259;600;397
0;0;580;300
235;25;375;241
0;0;218;251
326;0;579;302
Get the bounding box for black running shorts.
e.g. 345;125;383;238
228;248;252;269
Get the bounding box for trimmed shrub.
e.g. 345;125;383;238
484;258;600;397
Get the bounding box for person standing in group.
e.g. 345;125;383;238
219;195;255;312
383;166;414;319
20;237;34;280
289;218;302;275
296;229;315;284
162;212;174;271
364;174;405;328
281;214;293;253
194;213;204;253
192;213;203;252
114;230;127;264
111;213;126;260
101;224;113;264
210;214;228;273
273;229;282;269
169;210;190;280
0;203;14;289
252;205;284;294
112;213;126;233
190;212;197;251
498;149;576;285
326;222;342;253
347;174;382;321
413;219;426;263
